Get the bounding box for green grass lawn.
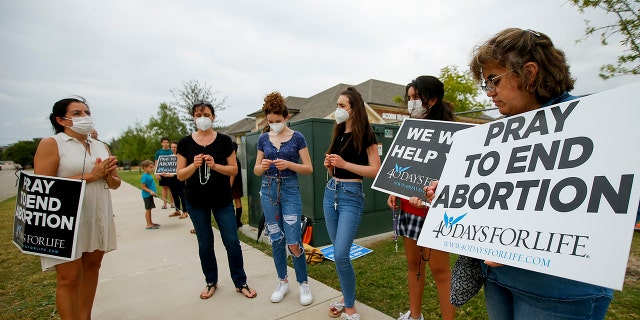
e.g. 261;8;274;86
2;170;639;319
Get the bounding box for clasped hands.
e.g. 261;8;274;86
324;153;345;170
93;156;117;180
260;158;290;171
193;154;216;169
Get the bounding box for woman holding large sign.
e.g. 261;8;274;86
34;96;121;319
427;28;614;319
388;76;456;320
176;101;257;300
324;87;381;319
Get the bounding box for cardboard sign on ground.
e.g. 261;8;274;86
321;243;373;261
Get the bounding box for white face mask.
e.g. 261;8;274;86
269;122;285;134
334;108;350;124
64;116;94;135
195;116;213;131
407;99;421;114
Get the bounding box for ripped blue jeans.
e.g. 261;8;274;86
260;175;308;283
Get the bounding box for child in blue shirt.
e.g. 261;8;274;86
140;160;160;229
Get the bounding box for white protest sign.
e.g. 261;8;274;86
417;83;640;290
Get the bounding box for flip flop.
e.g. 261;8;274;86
169;211;181;217
179;213;189;219
146;225;159;230
200;283;217;299
236;284;257;299
329;300;345;318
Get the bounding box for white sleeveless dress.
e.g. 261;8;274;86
41;133;117;271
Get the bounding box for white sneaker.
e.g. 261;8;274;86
270;280;289;303
341;313;360;320
397;310;424;320
299;282;313;305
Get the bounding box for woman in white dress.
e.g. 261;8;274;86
34;96;120;320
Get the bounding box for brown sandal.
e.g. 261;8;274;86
236;284;257;298
200;283;217;299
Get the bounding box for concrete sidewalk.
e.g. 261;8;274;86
92;181;394;320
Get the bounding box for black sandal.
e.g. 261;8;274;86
235;284;257;298
200;283;217;299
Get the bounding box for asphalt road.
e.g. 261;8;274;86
0;169;21;202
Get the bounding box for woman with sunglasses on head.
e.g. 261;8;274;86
324;87;381;320
254;91;314;306
34;96;121;319
176;101;257;300
427;28;613;319
388;76;456;320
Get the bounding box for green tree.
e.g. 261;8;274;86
570;0;640;79
4;138;41;167
393;95;405;105
112;122;154;167
438;65;491;116
147;102;189;143
170;79;228;130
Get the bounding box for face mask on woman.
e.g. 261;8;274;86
269;122;285;134
407;100;426;118
334;108;350;124
195;116;213;131
407;99;420;114
64;116;94;135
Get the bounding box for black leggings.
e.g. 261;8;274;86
168;178;187;211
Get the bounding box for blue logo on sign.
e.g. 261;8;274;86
394;163;411;173
443;212;467;229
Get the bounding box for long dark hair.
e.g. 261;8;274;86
327;87;374;155
407;76;454;121
49;96;89;133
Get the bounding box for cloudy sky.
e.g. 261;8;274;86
0;0;637;146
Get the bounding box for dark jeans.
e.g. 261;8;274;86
186;201;247;288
